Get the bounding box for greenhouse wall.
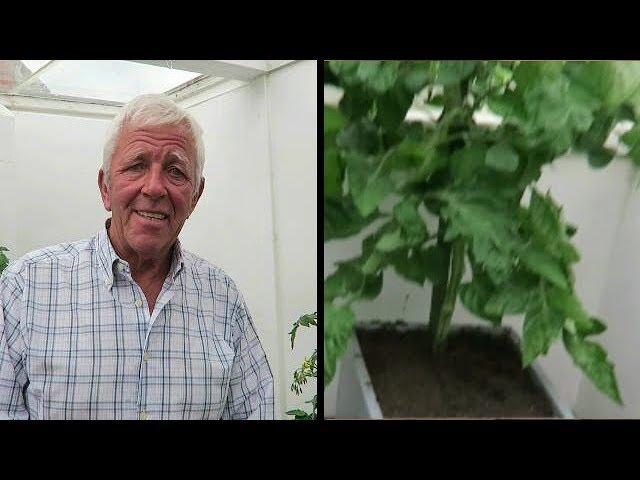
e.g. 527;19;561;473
0;61;316;419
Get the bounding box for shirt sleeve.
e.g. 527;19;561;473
0;267;30;420
222;290;274;420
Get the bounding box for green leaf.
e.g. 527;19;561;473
356;61;400;94
324;303;356;387
0;248;8;275
286;409;309;417
449;144;488;182
375;84;414;131
361;270;384;299
336;119;381;155
518;244;570;291
485;143;520;173
563;330;622;405
324;105;344;136
459;273;502;325
527;189;580;264
587;147;615;168
375;228;405;252
546;288;606;338
392;245;449;286
392;197;428;246
341;149;395;217
484;270;537;316
402;61;437;93
438;189;520;284
339;86;374;120
329;61;401;95
565;61;640;114
324;261;365;303
351;174;394;218
324;147;343;199
324;197;379;242
522;282;565;366
436;61;477;86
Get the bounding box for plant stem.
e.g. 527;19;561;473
433;237;465;352
427;78;470;353
427;218;451;350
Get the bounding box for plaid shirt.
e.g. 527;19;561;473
0;221;274;420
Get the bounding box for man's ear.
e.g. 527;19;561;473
98;169;112;211
190;177;205;214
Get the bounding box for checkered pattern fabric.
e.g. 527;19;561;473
0;222;274;419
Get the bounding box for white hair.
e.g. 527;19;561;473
102;94;205;196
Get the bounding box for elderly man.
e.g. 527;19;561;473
0;94;274;419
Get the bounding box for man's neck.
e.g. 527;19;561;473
106;223;174;282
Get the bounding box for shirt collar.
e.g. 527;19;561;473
96;218;185;289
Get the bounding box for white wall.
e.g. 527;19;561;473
265;60;318;415
324;83;638;417
573;171;640;418
0;64;317;420
0;105;17;256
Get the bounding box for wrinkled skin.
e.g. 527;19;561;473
98;123;205;301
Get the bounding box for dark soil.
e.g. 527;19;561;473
356;323;558;418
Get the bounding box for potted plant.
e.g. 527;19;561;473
286;312;317;420
0;246;8;275
325;60;640;417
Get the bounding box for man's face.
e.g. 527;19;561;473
98;123;204;261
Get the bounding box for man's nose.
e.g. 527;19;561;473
141;167;167;198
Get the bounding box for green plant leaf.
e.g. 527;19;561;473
527;189;580;264
563;330;622;405
459;273;502;325
518;244;570;291
392;245;449;286
324;147;343;199
375;228;405;252
436;61;477;86
402;61;437;93
546;288;607;338
392;197;428;246
336;119;381;155
375;83;414;131
485;143;520;173
484;270;537;316
324;197;379;242
439;189;520;284
522;282;565;366
324;105;344;136
324;303;355;387
361;270;384;299
324;261;365;303
0;248;8;275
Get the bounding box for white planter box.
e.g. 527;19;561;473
335;324;575;419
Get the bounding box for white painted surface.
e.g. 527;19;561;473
265;60;318;416
574;171;640;418
0;67;316;419
0;105;17;257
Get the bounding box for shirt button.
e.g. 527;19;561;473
140;411;149;420
104;277;112;287
143;351;151;361
118;264;125;272
135;299;143;307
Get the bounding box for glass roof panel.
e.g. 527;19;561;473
20;60;51;73
15;60;203;103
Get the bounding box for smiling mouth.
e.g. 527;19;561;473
135;210;168;222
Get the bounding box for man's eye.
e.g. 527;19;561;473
129;163;144;171
169;167;184;178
